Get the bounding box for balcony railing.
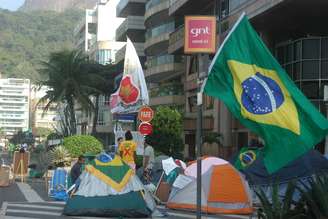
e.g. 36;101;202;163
116;16;145;40
145;0;169;21
145;22;175;40
117;0;147;17
150;83;184;97
168;25;184;53
146;55;182;69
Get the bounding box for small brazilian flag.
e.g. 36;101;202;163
203;13;328;173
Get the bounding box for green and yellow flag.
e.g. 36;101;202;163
203;14;328;173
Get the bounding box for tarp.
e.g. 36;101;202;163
230;149;328;186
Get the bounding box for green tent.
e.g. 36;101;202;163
63;154;155;217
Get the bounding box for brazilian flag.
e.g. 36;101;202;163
203;14;328;173
234;147;261;170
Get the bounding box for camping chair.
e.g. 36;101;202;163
49;168;68;201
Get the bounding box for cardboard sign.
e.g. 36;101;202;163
13;151;29;176
184;16;217;54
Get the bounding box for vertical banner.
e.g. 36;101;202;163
110;38;149;114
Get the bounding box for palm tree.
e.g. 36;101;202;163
38;50;103;136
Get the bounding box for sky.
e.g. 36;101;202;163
0;0;25;11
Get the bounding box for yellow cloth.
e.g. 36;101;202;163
119;140;137;164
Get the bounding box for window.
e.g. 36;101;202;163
188;95;197;113
322;38;328;59
302;61;319;79
302;81;319;99
302;39;320;59
204;95;214;110
322;61;328;79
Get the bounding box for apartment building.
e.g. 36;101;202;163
74;0;125;145
30;86;59;133
0;78;30;137
168;0;328;158
115;0;146;69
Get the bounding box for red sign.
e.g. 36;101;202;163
138;122;153;136
184;16;216;54
138;106;154;122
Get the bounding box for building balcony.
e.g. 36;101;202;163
145;0;170;26
115;42;145;64
144;22;174;55
149;83;184;106
145;55;184;82
117;0;147;18
116;16;145;42
169;0;213;16
184;117;214;131
168;25;184;54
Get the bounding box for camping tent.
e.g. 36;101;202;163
63;153;156;218
167;157;253;214
230;149;328;186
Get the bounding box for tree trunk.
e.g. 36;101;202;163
91;95;99;136
67;97;76;135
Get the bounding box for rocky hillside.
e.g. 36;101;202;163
20;0;98;12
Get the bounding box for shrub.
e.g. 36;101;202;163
255;181;306;219
63;135;103;158
146;106;184;159
49;145;71;167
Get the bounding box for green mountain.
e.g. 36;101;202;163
0;9;82;82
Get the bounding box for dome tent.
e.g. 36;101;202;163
167;157;253;215
63;154;156;218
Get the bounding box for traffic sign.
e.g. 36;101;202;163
138;122;153;136
138;106;154;122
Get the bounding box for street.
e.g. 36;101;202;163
0;152;252;219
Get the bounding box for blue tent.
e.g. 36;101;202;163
230;149;328;186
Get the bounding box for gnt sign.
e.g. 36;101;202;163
184;16;217;54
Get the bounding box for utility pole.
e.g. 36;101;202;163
196;54;203;219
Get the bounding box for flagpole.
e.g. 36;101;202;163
196;53;205;219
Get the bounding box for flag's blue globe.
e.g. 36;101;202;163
241;72;284;115
240;150;256;167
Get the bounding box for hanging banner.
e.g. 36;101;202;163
184;16;217;54
110;38;149;114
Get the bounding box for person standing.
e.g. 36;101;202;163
119;131;137;171
70;155;85;184
115;137;123;154
143;140;155;184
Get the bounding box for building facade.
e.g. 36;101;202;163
74;0;125;145
30;86;59;133
168;0;328;158
0;78;30;136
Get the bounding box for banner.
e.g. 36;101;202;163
111;38;149;114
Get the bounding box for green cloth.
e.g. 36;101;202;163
63;192;150;217
234;147;261;170
89;159;131;184
203;14;328;173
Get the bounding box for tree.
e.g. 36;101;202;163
34;127;53;138
145;106;184;158
38;49;103;136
